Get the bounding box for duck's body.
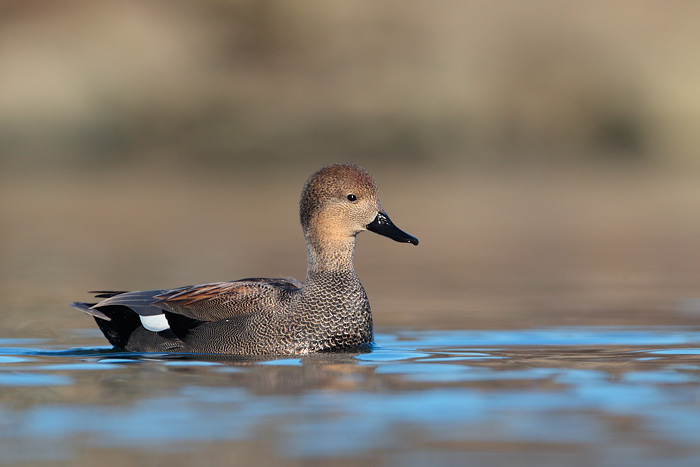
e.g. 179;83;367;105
71;164;417;355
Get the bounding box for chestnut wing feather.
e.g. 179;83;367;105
88;278;302;324
154;278;302;322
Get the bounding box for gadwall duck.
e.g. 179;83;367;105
71;164;418;355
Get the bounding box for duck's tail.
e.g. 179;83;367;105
71;294;183;352
70;301;111;320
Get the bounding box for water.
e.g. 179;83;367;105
1;327;700;466
5;147;700;467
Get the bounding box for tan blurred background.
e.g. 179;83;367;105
2;0;700;337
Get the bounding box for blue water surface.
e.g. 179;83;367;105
1;327;700;466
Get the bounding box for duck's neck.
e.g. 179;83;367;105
305;235;357;280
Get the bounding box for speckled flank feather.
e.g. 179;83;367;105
70;164;417;355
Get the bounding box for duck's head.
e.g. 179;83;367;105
300;164;418;247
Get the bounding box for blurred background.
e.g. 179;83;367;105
2;0;700;336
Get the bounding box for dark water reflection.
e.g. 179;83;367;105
1;328;700;466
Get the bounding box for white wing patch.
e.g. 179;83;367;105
139;314;170;332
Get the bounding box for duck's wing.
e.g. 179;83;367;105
83;278;302;323
153;278;302;321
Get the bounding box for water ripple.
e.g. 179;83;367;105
1;326;699;464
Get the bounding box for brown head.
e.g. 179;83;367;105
300;164;418;252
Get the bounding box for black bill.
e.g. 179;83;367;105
366;211;419;245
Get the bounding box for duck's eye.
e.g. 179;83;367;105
346;194;357;202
